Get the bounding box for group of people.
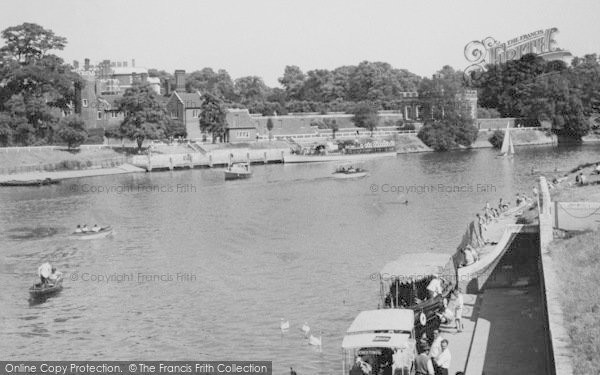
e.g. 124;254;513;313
415;329;452;375
74;224;102;233
37;262;62;287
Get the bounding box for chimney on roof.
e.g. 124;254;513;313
84;58;90;71
175;70;186;92
132;59;135;68
73;60;79;70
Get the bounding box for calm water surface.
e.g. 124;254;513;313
0;145;598;374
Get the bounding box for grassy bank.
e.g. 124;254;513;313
547;163;600;373
548;230;600;374
0;147;127;174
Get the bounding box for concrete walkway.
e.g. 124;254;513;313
0;163;145;183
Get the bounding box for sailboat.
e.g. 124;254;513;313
498;123;515;157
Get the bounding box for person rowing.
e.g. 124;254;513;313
74;225;82;233
92;224;101;232
81;224;89;232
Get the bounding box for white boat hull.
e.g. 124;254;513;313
284;152;396;164
332;172;369;179
70;227;113;240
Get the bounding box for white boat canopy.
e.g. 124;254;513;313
342;332;411;350
346;309;415;334
379;253;454;290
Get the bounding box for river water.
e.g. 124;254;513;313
0;145;598;374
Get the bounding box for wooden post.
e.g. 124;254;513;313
208;153;213;168
169;157;174;171
264;151;268;164
281;150;285;163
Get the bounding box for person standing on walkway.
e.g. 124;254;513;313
414;346;434;375
434;340;451;375
454;289;464;333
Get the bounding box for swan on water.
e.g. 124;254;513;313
308;331;322;347
280;318;290;332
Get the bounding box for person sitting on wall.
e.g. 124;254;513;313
459;246;477;268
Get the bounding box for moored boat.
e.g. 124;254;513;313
224;162;252;180
379;253;456;332
342;309;417;375
70;226;113;240
29;276;63;298
0;178;59;187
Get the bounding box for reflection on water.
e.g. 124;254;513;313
0;145;599;373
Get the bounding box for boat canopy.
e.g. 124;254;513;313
342;332;411;350
380;253;453;284
346;309;415;334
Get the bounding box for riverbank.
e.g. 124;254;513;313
0;147;127;175
0;163;145;183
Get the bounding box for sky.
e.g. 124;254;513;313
1;0;600;87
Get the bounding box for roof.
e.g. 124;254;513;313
342;332;411;350
225;109;257;129
346;309;415;334
380;253;452;283
173;91;202;107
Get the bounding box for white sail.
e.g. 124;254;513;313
508;129;515;154
500;123;511;155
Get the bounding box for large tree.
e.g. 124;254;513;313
117;83;170;151
279;65;306;101
0;23;82;145
199;93;227;143
57;114;87;149
186;68;236;101
350;102;379;135
524;72;589;139
417;108;478;151
234;76;269;104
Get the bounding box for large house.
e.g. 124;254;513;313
75;58;160;130
165;70;204;139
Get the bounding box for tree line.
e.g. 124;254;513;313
1;23;598;151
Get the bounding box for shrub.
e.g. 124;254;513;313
488;130;505;149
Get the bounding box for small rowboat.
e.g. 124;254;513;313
224;163;252;180
333;171;369;179
332;165;369;179
70;226;113;240
29;276;63;298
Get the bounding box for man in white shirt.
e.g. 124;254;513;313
434;339;451;375
429;329;443;359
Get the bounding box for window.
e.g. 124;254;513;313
111;112;118;118
237;131;249;138
82;99;88;107
97;111;103;120
192;109;199;118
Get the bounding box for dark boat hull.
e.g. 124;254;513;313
0;178;59;187
224;172;252;180
29;279;63;298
